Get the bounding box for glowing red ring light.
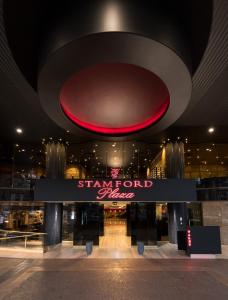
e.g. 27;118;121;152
61;98;169;135
59;63;170;135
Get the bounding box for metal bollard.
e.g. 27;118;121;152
86;241;93;255
137;241;144;255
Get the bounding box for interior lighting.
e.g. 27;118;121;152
16;128;23;134
208;127;215;133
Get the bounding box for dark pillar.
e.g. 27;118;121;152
44;203;63;246
126;204;131;236
44;142;66;246
167;202;188;244
164;142;188;244
99;204;104;236
45;143;66;179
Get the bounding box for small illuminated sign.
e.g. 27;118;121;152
111;168;120;179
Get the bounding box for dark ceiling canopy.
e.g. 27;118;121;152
4;0;213;89
3;0;228;145
35;0;193;138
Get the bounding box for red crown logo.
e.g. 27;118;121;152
111;168;120;179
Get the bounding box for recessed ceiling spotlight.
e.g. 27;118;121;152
16;128;23;134
208;127;215;133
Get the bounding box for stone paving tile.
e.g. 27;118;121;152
0;259;228;300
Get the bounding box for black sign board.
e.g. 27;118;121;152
34;179;196;202
186;226;222;255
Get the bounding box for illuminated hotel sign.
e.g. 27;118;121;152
34;178;197;202
77;180;153;200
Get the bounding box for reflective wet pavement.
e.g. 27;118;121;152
0;258;228;300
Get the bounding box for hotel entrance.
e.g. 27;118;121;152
100;202;131;249
71;202;171;249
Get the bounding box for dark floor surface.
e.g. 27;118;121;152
0;258;228;300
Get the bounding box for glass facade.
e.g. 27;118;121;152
0;140;227;250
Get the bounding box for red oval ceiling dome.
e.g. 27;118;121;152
60;63;170;135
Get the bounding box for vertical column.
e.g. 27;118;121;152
44;142;66;246
44;203;63;246
164;142;188;244
45;143;66;179
167;202;188;243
